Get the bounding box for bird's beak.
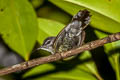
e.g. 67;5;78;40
37;46;47;51
36;46;54;54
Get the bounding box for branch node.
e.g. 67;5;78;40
107;35;112;43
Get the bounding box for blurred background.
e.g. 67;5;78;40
0;0;119;80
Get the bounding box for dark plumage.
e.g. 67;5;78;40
38;10;91;54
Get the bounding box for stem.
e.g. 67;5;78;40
0;32;120;76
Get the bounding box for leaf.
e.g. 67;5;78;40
95;30;120;80
23;63;97;80
79;51;102;80
0;0;38;60
23;64;55;78
37;4;71;24
30;0;44;8
37;18;64;44
49;0;120;33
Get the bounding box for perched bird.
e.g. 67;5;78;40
37;10;91;54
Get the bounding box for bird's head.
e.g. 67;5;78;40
38;37;55;54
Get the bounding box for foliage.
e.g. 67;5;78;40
0;0;119;80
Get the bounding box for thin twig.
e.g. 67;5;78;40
0;32;120;76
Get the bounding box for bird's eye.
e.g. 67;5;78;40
45;40;51;45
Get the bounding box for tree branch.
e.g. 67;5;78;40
0;32;120;76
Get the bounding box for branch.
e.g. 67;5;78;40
0;32;120;76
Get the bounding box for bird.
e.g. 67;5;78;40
37;10;91;54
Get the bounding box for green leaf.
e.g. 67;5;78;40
49;0;120;33
30;0;44;8
95;30;120;80
23;64;55;78
37;4;71;24
0;0;38;60
79;51;102;80
37;18;64;44
23;63;97;80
